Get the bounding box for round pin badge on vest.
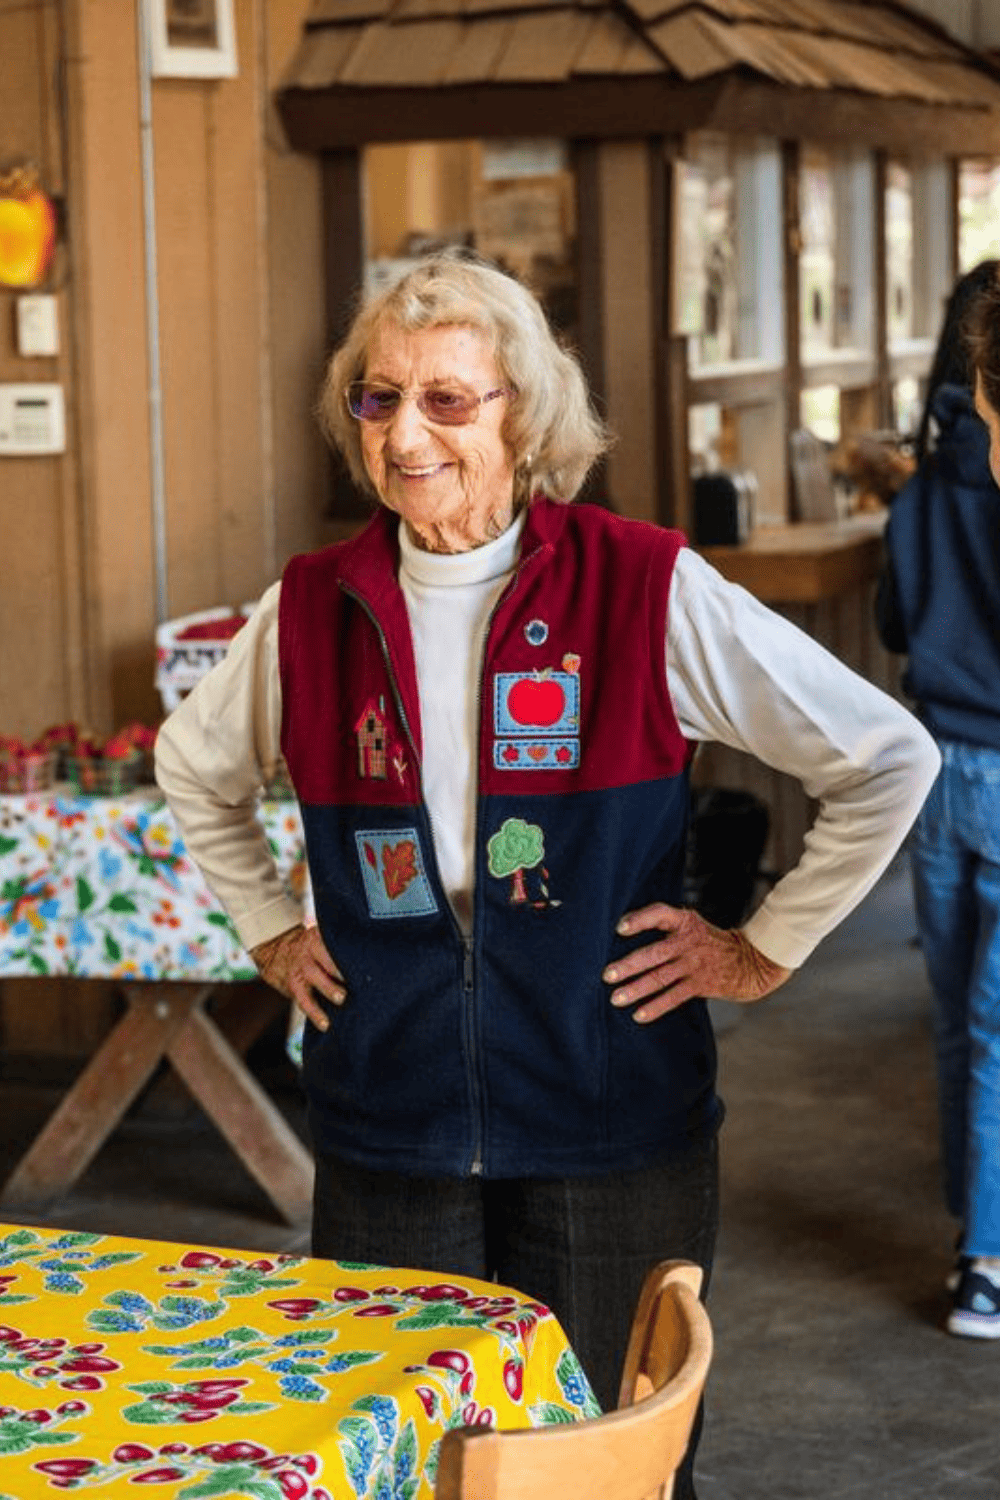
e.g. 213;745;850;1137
524;619;549;646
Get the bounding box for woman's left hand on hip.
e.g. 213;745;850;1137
602;903;791;1024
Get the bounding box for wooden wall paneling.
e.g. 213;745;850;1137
153;85;224;620
0;7;78;739
67;0;157;731
3;0;157;1058
210;0;272;608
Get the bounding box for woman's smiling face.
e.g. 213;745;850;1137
358;319;517;553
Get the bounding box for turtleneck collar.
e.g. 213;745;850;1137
398;509;527;588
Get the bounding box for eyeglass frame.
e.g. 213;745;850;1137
344;379;516;427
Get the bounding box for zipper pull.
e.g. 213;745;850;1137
463;938;474;993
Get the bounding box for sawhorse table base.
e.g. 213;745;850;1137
0;982;313;1225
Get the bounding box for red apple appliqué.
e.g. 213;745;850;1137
506;677;565;728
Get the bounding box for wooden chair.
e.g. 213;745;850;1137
434;1260;712;1500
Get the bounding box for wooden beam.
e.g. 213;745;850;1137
277;75;1000;155
168;1004;314;1226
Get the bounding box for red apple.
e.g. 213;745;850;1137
506;677;565;728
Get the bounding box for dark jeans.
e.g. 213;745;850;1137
312;1135;719;1499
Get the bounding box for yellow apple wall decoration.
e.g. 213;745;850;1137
0;164;57;289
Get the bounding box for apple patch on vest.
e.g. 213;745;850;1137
493;657;581;770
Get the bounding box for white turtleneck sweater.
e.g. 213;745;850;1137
155;515;939;967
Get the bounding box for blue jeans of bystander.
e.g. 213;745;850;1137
911;739;1000;1256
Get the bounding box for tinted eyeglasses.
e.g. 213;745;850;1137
345;380;514;427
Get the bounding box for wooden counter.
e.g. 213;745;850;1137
698;513;887;604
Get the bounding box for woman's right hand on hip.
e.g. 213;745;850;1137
251;924;345;1032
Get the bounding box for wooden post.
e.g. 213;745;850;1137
322;148;369;520
658;138;692;534
781;141;803;517
571;139;611;508
873;150;892;429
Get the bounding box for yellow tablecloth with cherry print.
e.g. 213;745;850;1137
0;1223;599;1499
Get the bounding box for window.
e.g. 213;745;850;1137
686;134;783;372
959;159;1000;271
800;152;836;361
885;162;914;346
362;139;577;337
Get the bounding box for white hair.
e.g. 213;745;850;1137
318;249;612;505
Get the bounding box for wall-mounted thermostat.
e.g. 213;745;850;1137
0;384;66;455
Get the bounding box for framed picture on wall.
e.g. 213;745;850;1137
147;0;237;80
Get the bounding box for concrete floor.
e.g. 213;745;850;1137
1;856;998;1496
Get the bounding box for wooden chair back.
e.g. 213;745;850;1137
434;1260;712;1500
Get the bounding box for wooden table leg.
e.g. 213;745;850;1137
167;1001;314;1226
0;984;210;1210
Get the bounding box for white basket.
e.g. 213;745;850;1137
155;605;256;714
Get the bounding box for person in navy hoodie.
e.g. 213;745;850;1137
877;260;1000;1339
158;250;938;1491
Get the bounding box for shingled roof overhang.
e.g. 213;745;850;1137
276;0;1000;155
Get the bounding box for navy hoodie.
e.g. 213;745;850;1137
877;384;1000;752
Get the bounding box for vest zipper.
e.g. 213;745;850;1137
341;582;486;1177
461;534;548;1177
341;533;549;1181
464;937;483;1176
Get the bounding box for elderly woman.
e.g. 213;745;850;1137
156;251;938;1491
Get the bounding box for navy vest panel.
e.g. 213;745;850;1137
280;499;721;1177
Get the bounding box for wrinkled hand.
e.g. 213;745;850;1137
251;923;345;1033
603;903;791;1025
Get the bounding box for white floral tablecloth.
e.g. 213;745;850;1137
0;790;305;984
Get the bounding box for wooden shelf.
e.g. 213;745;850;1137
698;513;886;604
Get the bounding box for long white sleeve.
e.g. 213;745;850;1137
667;547;940;968
154;583;302;952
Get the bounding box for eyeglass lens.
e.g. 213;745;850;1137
347;383;486;426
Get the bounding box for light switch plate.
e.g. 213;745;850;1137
16;295;59;358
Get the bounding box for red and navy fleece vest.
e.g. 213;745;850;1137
279;497;720;1178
